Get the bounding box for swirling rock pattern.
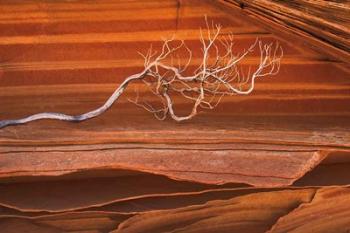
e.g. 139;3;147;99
0;0;349;232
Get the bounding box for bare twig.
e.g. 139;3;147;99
0;18;283;129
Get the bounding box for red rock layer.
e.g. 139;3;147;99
0;0;349;232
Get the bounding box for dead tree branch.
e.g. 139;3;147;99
0;19;283;129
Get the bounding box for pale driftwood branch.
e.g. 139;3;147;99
0;19;283;129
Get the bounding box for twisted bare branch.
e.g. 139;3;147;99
0;19;283;129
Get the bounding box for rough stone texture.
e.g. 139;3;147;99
0;0;349;232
